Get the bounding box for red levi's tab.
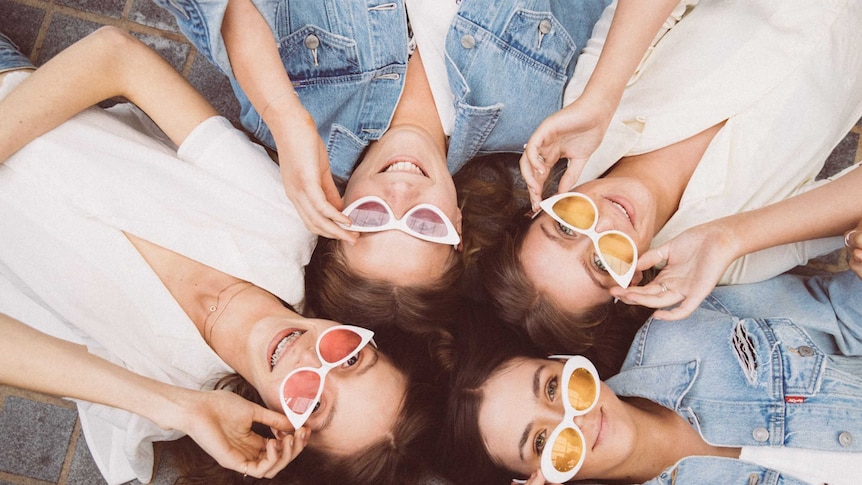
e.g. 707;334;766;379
785;396;806;404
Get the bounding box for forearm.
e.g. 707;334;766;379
0;312;193;432
221;0;308;140
578;0;681;111
0;27;214;161
721;166;862;260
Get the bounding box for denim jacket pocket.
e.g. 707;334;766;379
278;25;361;82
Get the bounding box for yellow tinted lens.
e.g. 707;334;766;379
567;368;598;411
550;427;584;473
597;233;635;276
552;196;596;230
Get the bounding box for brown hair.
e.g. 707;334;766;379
169;363;444;485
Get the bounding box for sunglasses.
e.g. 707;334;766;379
514;355;601;484
339;195;460;247
279;325;375;430
538;192;638;288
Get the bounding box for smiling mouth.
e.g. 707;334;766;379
606;198;633;225
380;158;427;177
592;407;605;451
270;330;305;370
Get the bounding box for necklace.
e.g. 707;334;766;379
203;280;254;345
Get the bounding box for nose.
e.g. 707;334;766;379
594;212;615;233
382;183;419;218
293;340;321;368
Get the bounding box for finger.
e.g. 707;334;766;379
320;172;348;216
651;297;701;321
519;152;544;209
613;283;685;310
556;157;586;194
252;404;294;433
636;246;669;271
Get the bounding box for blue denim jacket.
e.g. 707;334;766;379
607;271;862;485
153;0;609;178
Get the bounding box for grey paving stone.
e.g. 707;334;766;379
129;0;180;33
67;433;109;485
131;30;190;72
820;129;859;179
0;396;77;482
56;0;124;19
0;0;44;57
38;13;102;64
187;52;242;124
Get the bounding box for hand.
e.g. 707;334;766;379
846;221;862;280
610;222;740;321
178;389;309;478
274;109;358;243
520;95;615;210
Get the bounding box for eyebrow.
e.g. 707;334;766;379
518;364;546;462
540;222;604;289
316;348;380;433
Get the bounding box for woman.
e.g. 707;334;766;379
151;0;690;338
443;268;862;485
484;0;862;357
0;29;438;485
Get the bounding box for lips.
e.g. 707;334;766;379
269;329;305;371
605;196;635;229
592;407;606;451
380;157;427;177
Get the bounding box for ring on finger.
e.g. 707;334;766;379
660;282;669;293
845;230;859;248
243;464;248;478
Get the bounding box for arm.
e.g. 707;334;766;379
0;312;306;478
220;0;356;242
612;165;862;319
0;26;216;162
521;0;683;209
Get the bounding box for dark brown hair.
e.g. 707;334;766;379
169;362;444;485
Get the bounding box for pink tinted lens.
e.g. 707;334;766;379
348;200;391;228
318;328;364;363
406;208;448;237
282;370;321;414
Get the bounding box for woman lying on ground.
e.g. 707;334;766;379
443;265;862;484
153;0;687;338
483;0;862;361
0;28;439;485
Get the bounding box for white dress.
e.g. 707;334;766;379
0;72;316;484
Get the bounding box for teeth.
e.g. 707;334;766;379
610;200;631;223
271;331;303;369
384;161;424;175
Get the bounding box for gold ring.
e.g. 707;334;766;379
846;230;858;248
243;464;248;478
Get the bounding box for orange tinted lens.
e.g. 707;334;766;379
550;427;584;473
567;367;598;411
348;201;390;228
596;233;636;276
552;196;596;230
318;328;363;364
406;208;448;237
281;370;321;414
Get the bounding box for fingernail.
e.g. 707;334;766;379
287;436;294;448
298;428;307;440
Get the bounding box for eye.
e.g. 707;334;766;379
534;430;548;455
341;354;360;369
556;221;575;236
593;253;609;274
547;376;558;401
311;401;321;414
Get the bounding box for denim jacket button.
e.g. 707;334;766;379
752;427;769;442
797;345;814;357
839;431;853;447
304;34;320;50
460;34;476;49
539;19;552;34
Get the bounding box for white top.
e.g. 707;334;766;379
566;0;862;284
0;72;316;484
740;446;862;485
405;0;460;135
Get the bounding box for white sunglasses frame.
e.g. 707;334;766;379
278;325;375;430
339;195;461;247
513;355;601;484
538;192;638;288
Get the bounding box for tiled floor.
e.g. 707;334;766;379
0;0;861;484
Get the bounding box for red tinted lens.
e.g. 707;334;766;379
318;328;363;364
406;208;448;237
281;370;321;414
348;201;391;228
